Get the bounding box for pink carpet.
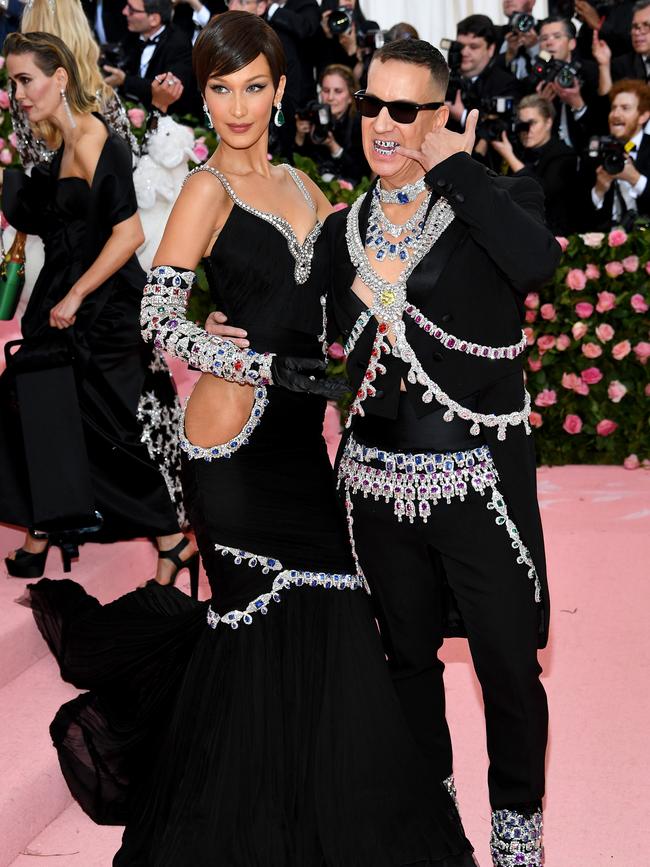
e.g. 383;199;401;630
1;330;648;864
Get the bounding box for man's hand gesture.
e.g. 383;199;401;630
395;109;479;171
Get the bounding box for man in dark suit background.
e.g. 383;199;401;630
584;77;650;227
103;0;197;118
82;0;130;45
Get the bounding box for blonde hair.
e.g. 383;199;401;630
21;0;113;146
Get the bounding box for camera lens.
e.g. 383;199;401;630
556;66;576;89
329;9;352;36
512;13;535;33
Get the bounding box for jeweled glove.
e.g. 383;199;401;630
141;265;274;386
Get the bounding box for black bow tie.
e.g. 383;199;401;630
142;35;161;47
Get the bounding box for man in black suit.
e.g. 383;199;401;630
82;0;130;45
496;0;541;80
584;77;650;227
103;0;197;118
594;0;650;94
326;39;559;867
532;15;601;152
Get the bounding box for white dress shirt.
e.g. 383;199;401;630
140;25;166;78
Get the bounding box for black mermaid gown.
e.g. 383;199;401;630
28;166;475;866
0;123;183;539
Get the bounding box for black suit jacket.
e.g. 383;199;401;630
82;0;129;45
267;0;321;106
326;154;562;647
582;132;650;229
514;139;579;235
611;51;649;84
121;24;197;117
173;0;223;40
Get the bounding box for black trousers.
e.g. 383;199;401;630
348;483;548;811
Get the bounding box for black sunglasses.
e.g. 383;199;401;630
354;90;444;124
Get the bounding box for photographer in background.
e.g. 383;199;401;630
489;94;579;234
574;0;634;63
531;16;600;150
294;63;369;184
583;78;650;227
497;0;541;79
104;0;196;118
314;0;380;85
446;14;520;162
594;0;650;94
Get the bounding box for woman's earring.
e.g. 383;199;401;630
60;88;76;129
203;101;213;129
274;101;285;128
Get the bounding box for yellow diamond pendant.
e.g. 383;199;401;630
380;288;396;308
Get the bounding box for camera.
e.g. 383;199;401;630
528;52;582;89
358;27;387;53
508;13;536;34
328;8;353;36
99;42;126;72
475;95;518;142
296;101;333;145
440;38;464;99
587;135;627;175
514;119;533;135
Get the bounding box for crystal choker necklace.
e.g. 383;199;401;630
378;177;427;205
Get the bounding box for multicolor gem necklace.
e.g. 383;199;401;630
377;177;427;204
365;185;431;262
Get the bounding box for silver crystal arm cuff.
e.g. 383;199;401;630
141;265;275;386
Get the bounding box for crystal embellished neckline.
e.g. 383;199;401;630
378;177;427;204
365;186;431;262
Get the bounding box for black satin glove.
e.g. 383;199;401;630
271;356;349;401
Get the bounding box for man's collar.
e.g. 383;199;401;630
140;24;166;43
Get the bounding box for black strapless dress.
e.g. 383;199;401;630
28;167;475;866
0;130;183;538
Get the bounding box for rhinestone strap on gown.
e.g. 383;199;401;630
27;166;476;866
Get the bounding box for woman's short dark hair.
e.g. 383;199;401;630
193;10;286;94
373;39;450;95
519;94;556;123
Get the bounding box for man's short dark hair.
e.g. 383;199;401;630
144;0;172;25
634;1;650;15
373;39;450;95
457;14;497;47
539;16;577;40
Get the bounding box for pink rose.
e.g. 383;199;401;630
633;341;650;363
556;334;571;351
192;137;209;163
535;388;557;407
540;303;556;321
585;263;600;280
608;380;628;403
608;228;628;247
524;292;540;309
561;372;581;390
338;179;354;191
555;236;569;252
582;342;603;359
8;132;17;149
0;90;9;110
523;327;534;346
327;341;346;360
127;107;146;128
0;148;12;166
575;301;594;319
537;335;555;352
0;138;5;151
624;454;640;470
528;356;542;372
595;323;615;342
529;411;543;428
563;414;583;434
572;321;588;340
525;309;538;323
581;366;603;385
596;291;617;313
623;255;639;272
332;202;348;212
612;339;632;360
596;419;618;436
630;293;649;314
605;260;625;277
581;232;605;248
565;269;587;291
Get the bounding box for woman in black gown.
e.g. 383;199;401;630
26;13;476;866
0;31;194;587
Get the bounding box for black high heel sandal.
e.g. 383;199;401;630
5;530;79;578
157;537;200;600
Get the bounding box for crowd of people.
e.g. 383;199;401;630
3;1;649;234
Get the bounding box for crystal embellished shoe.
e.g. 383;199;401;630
490;808;544;866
